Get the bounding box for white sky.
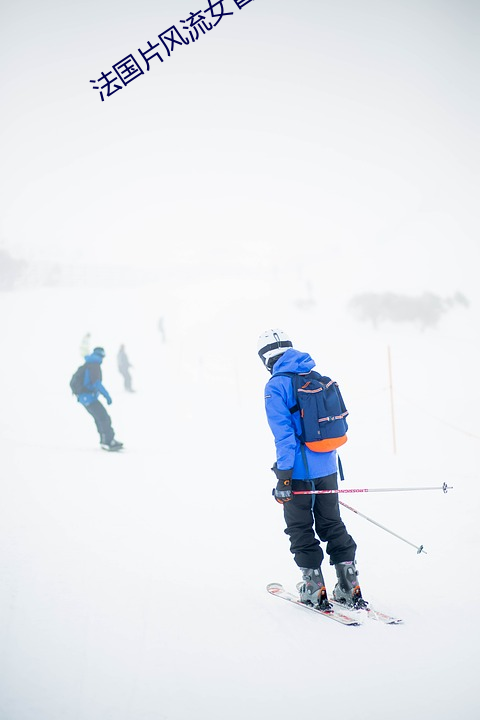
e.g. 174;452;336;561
1;0;479;297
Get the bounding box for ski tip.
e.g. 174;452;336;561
266;583;284;593
366;607;404;624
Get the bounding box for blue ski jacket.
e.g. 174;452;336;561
264;348;337;480
77;351;112;407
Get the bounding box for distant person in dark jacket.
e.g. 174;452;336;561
117;344;134;392
76;347;123;451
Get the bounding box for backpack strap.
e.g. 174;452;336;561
273;371;311;415
299;443;310;480
275;370;322;415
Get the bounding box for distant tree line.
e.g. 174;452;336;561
348;291;469;329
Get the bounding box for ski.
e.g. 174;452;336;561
267;583;361;626
328;598;403;625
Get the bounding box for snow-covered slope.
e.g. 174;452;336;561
0;276;478;720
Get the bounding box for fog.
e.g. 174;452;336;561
1;0;478;296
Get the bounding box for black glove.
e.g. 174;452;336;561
271;464;293;504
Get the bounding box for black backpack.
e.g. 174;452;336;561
70;364;87;395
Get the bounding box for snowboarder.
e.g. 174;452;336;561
117;344;134;392
74;346;123;451
258;328;366;610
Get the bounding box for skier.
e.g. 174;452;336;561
75;346;123;451
258;329;366;610
117;344;134;392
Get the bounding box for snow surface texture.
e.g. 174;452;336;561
0;279;478;720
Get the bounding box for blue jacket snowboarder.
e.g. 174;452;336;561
75;347;123;451
258;328;366;610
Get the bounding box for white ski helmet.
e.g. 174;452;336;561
257;329;293;369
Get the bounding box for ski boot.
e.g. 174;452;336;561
297;568;332;611
333;561;368;609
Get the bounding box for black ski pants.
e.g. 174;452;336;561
83;400;114;444
283;473;356;569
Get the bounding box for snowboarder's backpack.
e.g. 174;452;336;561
70;364;87;395
276;371;348;452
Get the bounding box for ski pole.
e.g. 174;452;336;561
292;482;452;496
338;499;427;554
